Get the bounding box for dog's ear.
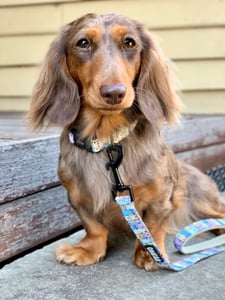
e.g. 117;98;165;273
137;30;181;124
27;24;80;129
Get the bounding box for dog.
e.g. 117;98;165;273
27;13;225;271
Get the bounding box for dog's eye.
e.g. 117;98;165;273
123;37;136;49
76;38;90;49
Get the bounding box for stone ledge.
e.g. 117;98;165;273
1;228;225;300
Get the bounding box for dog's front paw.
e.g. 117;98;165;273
55;244;105;266
133;248;159;271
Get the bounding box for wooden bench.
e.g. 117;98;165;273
0;113;225;263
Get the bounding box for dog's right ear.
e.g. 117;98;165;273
27;24;80;129
136;28;181;125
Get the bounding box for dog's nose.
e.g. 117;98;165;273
100;84;126;105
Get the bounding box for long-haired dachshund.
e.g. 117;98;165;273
27;13;225;271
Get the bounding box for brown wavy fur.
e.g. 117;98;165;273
27;14;225;270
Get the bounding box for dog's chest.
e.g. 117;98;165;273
62;135;156;209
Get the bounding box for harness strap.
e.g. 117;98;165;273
116;195;225;271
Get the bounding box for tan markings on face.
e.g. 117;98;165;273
76;56;102;97
83;27;102;43
82;54;137;111
67;27;102;85
68;24;141;113
111;25;128;42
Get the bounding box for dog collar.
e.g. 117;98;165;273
69;121;137;153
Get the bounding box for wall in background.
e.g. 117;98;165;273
0;0;224;113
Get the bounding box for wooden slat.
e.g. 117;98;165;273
181;91;225;114
176;60;225;91
1;0;224;32
176;143;225;172
0;35;54;66
0;136;60;204
0;186;80;263
163;115;225;153
0;98;30;111
0;5;61;35
0;112;60;140
0;0;77;7
0;112;26;122
156;28;225;60
0;67;38;96
62;0;225;29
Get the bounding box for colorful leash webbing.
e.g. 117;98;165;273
115;195;225;271
105;144;225;271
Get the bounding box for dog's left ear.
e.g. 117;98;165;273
27;24;80;130
137;30;181;124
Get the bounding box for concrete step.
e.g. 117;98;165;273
1;229;225;300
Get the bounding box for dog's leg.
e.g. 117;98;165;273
56;219;108;266
55;181;108;266
133;220;168;271
132;184;172;271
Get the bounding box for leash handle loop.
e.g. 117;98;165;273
116;195;225;272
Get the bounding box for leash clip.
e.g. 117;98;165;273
106;144;134;201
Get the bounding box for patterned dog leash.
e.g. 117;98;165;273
106;144;225;271
116;195;225;271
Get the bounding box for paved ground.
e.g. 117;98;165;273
1;228;225;300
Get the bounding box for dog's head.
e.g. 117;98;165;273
27;13;180;130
